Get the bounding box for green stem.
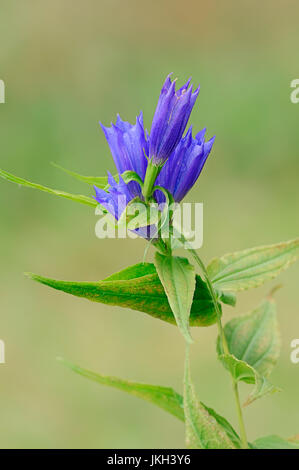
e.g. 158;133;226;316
232;381;248;449
187;248;228;352
142;160;161;203
187;245;248;449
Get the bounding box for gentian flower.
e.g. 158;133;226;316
94;74;215;224
155;127;215;203
94;172;155;239
100;112;148;199
94;172;135;220
149;74;200;166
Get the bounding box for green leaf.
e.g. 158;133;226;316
0;168;97;207
218;299;280;377
154;254;196;343
153;187;177;242
253;435;299;449
207;238;299;291
26;262;218;327
219;354;279;406
121;170;143;189
104;262;156;281
59;356;241;444
59;358;184;421
118;198;160;230
217;290;237;307
217;299;281;406
51;162;116;188
153;185;175;206
200;403;242;448
184;350;237;449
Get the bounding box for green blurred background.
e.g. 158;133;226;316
0;0;298;449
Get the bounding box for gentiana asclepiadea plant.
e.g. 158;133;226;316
1;74;299;449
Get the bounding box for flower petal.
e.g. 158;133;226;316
149;75;200;165
156;128;215;202
100;112;148;198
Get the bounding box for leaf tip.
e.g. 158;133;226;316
24;272;40;282
24;271;34;279
56;356;75;371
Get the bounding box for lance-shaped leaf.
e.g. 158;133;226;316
218;354;279;406
51;162;117;188
0;168;97;207
59;358;184;421
207;238;299;291
59;357;242;446
104;262;156;281
253;435;299;449
184;350;237;449
26;262;218;327
154;254;195;343
218;299;280;377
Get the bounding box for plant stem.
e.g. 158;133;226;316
142;160;161;203
232;380;248;449
186;248;228;352
187;245;249;448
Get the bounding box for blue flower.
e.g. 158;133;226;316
94;173;134;220
100;112;148;199
94;172;155;239
94;74;215;222
149;74;200;166
155;127;215;203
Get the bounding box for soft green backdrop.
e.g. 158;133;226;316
0;0;298;448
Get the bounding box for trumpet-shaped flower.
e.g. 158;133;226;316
100;112;148;198
155;127;215;203
149;74;200;166
94;74;215;222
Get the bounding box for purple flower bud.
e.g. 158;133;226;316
149;74;200;166
155;127;215;203
100;112;148;198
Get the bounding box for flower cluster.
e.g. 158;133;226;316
94;74;215;220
